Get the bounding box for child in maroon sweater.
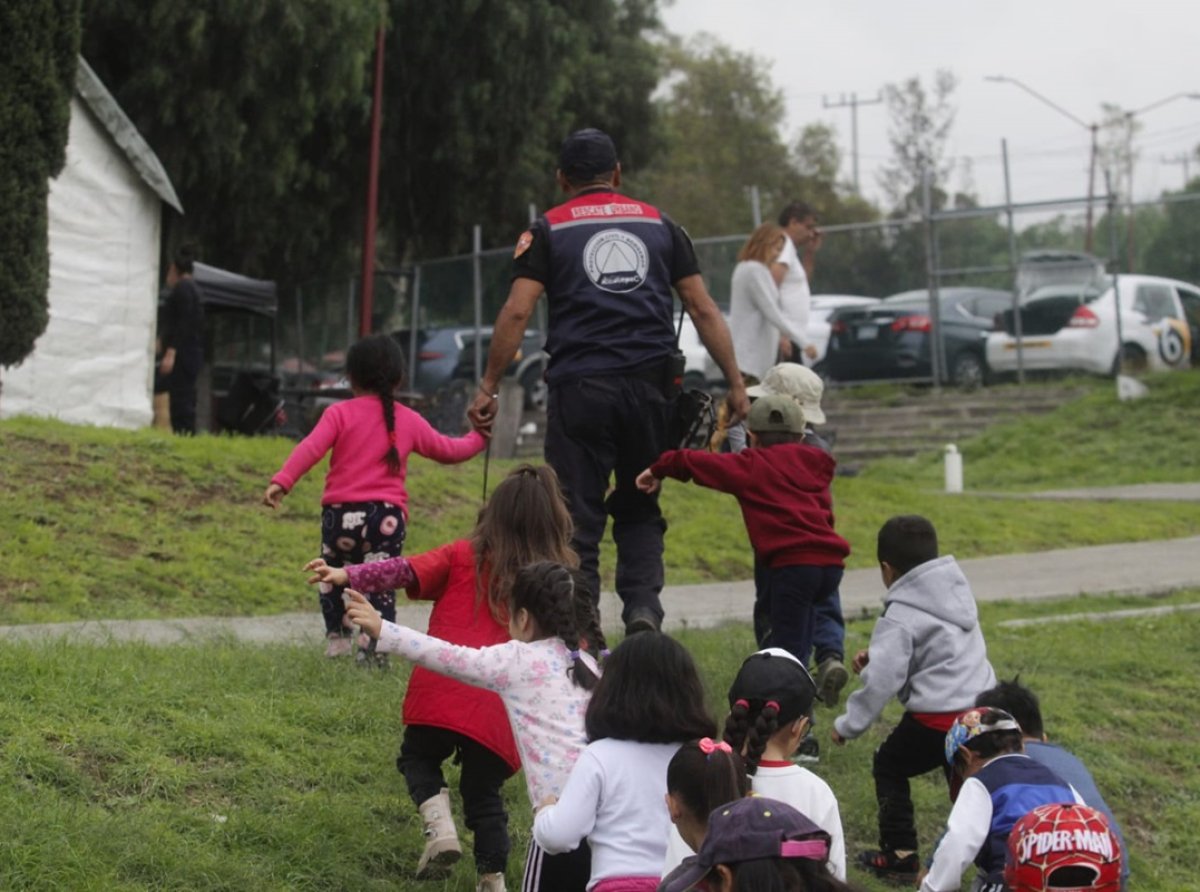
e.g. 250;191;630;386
637;394;849;665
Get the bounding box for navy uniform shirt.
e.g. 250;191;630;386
512;188;700;383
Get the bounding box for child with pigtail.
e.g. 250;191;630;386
344;559;605;892
721;648;847;881
264;333;484;661
307;464;582;891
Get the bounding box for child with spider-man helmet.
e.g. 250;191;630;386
1004;803;1122;892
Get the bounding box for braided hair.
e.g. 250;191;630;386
345;334;407;475
509;561;600;690
722;698;782;776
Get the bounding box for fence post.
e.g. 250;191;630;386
472;224;483;382
1002;139;1026;386
922;168;944;389
409;265;422;389
490;379;524;459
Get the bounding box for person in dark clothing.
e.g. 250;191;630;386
467;128;748;635
159;244;205;434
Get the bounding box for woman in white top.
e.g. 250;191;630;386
729;223;811;381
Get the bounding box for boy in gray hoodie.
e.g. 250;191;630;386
830;515;996;884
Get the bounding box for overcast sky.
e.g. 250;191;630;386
659;0;1200;216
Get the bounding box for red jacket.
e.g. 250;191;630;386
403;540;520;772
651;443;850;568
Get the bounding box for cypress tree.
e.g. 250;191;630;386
0;0;82;368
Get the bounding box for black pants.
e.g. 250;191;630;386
167;351;203;434
521;837;592;892
544;374;671;626
873;712;953;853
398;725;516;875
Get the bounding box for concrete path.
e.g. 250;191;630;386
3;535;1198;648
976;482;1200;502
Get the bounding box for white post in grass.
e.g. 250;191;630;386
944;444;963;493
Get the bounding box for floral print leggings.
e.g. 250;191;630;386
317;501;406;636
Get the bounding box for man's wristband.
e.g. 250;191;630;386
478;383;498;400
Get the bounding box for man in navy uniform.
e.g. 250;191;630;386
468;128;748;634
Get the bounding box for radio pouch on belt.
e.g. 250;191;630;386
666;306;716;449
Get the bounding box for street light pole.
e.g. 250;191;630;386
985;75;1098;252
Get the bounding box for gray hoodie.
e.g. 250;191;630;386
834;555;996;740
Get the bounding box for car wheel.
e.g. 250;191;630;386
519;363;548;412
812;361;834;388
1114;343;1148;375
950;350;986;391
426;379;474;435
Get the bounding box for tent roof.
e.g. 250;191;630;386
75;57;183;213
194;262;277;317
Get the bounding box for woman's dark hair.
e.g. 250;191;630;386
585;632;715;743
509;562;600;690
666;740;750;827
876;514;938;576
345;334;408;475
727;857;859;892
722;698;783;776
472;464;576;624
172;243;196;274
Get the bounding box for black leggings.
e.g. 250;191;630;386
317;501;405;635
398;725;516;876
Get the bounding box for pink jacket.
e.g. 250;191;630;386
270;396;484;513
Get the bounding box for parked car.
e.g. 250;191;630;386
825;287;1012;388
986;275;1200;377
808;294;880;372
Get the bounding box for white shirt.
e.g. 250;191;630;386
375;623;594;807
776;236;812;336
659;761;847;881
729;259;808;379
534;738;679;889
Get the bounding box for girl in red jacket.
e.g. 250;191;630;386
305;464;583;891
263;334;484;661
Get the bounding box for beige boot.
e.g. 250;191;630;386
476;872;506;892
415;787;461;877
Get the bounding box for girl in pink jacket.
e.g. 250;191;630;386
263;334;484;660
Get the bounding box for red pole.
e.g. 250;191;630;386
359;20;385;337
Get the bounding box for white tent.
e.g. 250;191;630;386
0;58;182;429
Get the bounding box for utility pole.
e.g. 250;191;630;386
1161;151;1192;188
822;92;882;193
359;19;386;337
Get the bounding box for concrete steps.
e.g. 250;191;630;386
511;385;1089;467
823;385;1086;467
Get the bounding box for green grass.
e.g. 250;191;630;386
3;373;1199;625
0;591;1196;889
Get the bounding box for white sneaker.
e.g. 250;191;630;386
477;872;506;892
323;633;352;658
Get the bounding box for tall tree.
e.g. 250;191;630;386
878;69;958;213
81;1;383;283
630;35;792;237
0;0;82;368
382;0;664;260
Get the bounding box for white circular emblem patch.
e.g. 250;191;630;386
582;229;649;293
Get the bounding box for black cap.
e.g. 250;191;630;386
558;128;618;182
727;648;817;725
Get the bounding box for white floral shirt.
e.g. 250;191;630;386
376;621;596;806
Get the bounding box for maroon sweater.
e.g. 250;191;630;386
651;443;850;568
